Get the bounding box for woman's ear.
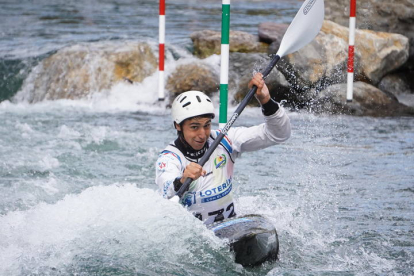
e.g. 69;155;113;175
175;122;182;132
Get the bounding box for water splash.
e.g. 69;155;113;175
0;184;238;275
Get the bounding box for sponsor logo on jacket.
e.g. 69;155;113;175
214;154;227;169
158;162;167;170
200;178;232;203
181;192;197;207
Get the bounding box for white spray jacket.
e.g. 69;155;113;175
155;106;291;225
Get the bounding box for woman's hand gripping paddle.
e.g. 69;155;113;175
170;0;325;203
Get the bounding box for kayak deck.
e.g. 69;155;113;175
208;214;279;267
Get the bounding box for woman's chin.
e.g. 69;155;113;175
192;142;205;150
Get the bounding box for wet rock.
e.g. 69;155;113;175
183;19;410;115
166;62;219;97
312;81;414;116
276;37;329;91
321;20;409;85
228;52;267;101
277;20;409;97
325;0;414;97
273;22;353;105
15;42;157;103
325;0;414;67
190;30;267;59
378;71;414;107
112;47;158;84
230;53;290;106
258;22;289;54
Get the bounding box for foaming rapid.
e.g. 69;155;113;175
0;184;238;275
3;39;223;116
1;103;413;275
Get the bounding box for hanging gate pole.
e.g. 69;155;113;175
346;0;356;102
158;0;166;101
219;0;231;129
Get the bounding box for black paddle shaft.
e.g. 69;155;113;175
175;54;281;198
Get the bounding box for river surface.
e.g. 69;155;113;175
0;0;413;275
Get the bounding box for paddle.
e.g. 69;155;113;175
170;0;324;202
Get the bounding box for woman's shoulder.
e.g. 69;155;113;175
209;130;233;154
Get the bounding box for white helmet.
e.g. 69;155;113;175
171;91;215;125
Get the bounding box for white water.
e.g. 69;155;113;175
1;88;413;274
0;184;235;275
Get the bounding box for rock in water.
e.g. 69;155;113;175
14;42;157;103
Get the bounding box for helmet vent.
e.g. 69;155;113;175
182;102;191;108
206;98;211;102
179;96;187;103
196;96;201;103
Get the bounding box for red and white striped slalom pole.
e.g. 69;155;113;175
158;0;165;101
346;0;356;102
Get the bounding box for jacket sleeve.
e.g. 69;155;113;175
155;151;183;199
227;105;291;156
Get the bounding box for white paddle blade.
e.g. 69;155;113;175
276;0;325;57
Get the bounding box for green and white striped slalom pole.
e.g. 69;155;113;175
219;0;230;129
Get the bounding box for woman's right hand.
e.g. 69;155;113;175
181;162;206;183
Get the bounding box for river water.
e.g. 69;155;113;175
1;0;413;275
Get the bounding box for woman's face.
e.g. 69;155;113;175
176;117;212;150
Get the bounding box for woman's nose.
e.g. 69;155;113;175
198;128;206;137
